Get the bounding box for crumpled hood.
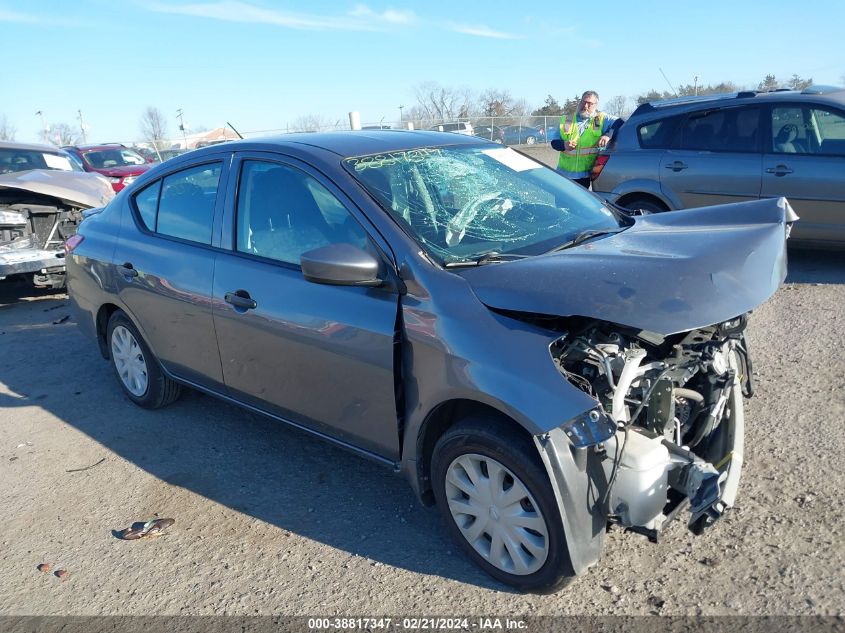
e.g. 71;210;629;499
0;169;115;208
457;198;796;336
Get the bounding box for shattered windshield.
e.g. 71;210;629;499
345;146;622;265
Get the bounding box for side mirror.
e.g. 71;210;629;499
300;243;383;287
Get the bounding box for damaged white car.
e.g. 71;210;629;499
1;141;114;288
67;133;795;591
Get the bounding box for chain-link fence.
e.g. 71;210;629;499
113;114;571;159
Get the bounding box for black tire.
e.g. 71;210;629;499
431;417;574;593
621;196;669;214
106;310;182;409
524;136;536;145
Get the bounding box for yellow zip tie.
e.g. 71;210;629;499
713;451;734;471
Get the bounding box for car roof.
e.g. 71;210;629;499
66;144;131;152
631;85;845;118
184;130;487;159
0;140;70;153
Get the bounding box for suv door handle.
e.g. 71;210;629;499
665;161;688;171
119;262;138;278
224;290;257;310
766;165;794;176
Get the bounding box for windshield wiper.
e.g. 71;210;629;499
546;228;626;254
444;252;531;268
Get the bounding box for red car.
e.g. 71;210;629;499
62;144;153;192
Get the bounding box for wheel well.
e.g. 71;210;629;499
616;192;669;211
415;399;533;505
96;303;121;359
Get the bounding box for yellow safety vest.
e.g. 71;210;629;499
557;112;605;174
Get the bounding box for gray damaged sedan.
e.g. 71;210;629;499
67;131;795;591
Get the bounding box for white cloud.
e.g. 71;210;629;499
348;4;416;24
447;22;520;40
0;8;39;22
148;1;379;31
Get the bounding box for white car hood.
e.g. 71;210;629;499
0;169;115;209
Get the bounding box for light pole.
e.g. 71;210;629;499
35;110;49;142
399;105;404;126
77;109;88;144
176;108;188;148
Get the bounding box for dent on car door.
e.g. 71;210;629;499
660;107;762;208
211;157;401;459
764;104;845;244
114;160;226;389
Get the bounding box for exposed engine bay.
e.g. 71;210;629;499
550;316;752;538
0;200;83;287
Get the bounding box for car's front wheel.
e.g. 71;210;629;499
431;418;574;592
107;310;182;409
524;136;536;145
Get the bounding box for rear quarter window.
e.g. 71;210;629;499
637;117;681;149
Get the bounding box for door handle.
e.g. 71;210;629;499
119;262;138;278
766;165;794;176
665;161;688;171
224;290;257;310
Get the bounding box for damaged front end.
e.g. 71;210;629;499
0;171;113;287
549;316;751;539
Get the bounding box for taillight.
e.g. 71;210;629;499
591;154;610;181
64;234;84;254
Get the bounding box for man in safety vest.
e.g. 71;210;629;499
549;91;623;188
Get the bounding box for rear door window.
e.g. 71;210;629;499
131;162;222;244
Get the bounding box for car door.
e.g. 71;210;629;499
212;154;401;459
114;158;228;390
763;103;845;244
660;106;762;208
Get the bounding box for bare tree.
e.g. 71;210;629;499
476;89;515;118
0;114;16;141
48;123;79;146
291;114;334;132
413;81;473;123
140;107;169;150
605;95;628;117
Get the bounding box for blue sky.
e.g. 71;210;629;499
2;0;843;143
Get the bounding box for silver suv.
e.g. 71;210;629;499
592;86;845;247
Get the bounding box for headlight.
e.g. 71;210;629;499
106;176;121;184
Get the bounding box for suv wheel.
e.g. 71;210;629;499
622;196;668;214
431;418;574;592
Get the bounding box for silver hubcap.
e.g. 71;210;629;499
445;453;549;575
111;325;148;397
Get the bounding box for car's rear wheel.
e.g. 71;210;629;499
431;418;574;592
524;136;536;145
621;196;669;214
107;310;182;409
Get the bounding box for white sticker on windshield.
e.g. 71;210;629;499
43;153;73;171
481;147;542;172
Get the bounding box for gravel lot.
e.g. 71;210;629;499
0;249;843;617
